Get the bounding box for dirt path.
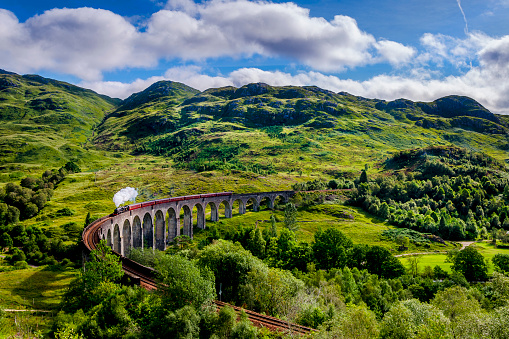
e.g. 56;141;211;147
2;309;52;313
394;242;476;257
458;241;475;249
394;251;446;257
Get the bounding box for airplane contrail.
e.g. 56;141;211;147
456;0;469;34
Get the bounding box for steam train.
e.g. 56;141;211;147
113;191;233;215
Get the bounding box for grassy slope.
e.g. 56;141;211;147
95;83;509;178
399;242;509;275
0;72;119;171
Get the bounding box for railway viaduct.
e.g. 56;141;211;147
99;191;294;256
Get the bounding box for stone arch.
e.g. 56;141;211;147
207;202;218;222
155;210;165;251
274;194;287;209
193;203;205;229
182;205;192;238
219;200;232;218
107;229;112;247
234;199;246;215
132;216;142;248
259;196;273;210
143;213;154;250
122;219;131;256
113;224;121;253
167;207;178;244
246;197;259;212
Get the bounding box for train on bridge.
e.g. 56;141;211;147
113;191;233;215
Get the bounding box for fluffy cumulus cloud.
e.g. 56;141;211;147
83;30;509;115
0;0;415;79
0;8;154;81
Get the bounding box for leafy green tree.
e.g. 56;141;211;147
197;240;260;303
9;247;26;263
242;265;304;317
0;233;13;249
433;286;480;321
379;202;390;220
316;304;379;339
155;254;215;311
62;240;123;312
359;169;368;183
492;253;509;275
365;246;406;279
246;227;265;258
231;312;258;339
269;213;278;238
451;246;488;281
313;227;353;270
284;202;298;231
165;305;201;339
380;302;415;339
84;212;94;227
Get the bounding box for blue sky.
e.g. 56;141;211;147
1;0;509;113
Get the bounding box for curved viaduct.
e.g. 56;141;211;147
99;191;294;256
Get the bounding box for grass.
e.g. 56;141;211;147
194;202;455;253
399;254;453;274
0;266;77;310
398;241;509;275
0;311;54;338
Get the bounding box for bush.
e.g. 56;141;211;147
14;260;29;269
9;247;26;263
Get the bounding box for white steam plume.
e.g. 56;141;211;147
113;187;138;207
456;0;469;34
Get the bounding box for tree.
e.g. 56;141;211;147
62;240;124;312
284;202;298;231
155;254;215;311
492;253;509;275
407;255;421;277
0;233;13;249
359;170;368;183
269;213;278;238
197;240;260;303
313;227;353;270
316;304;379;339
247;227;266;258
365;246;406;279
451;246;488;281
379;202;390;220
84;212;94;227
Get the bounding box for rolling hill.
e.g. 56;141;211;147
94;81;509;179
0;70;119;169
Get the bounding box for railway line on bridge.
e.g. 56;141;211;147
82;192;316;335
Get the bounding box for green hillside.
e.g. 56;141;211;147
0;70;119;170
95;81;509;179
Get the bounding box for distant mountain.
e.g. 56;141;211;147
117;80;200;112
94;81;509;175
1;69;507;173
0;71;118;166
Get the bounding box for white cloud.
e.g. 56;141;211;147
0;1;414;79
83;42;509;114
0;8;157;81
418;32;493;69
374;40;416;66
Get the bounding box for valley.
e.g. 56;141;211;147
2;70;509;338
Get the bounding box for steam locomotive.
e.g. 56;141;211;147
113;191;233;215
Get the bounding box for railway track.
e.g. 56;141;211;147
82;214;315;335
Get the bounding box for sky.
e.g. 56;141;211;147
1;0;509;113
